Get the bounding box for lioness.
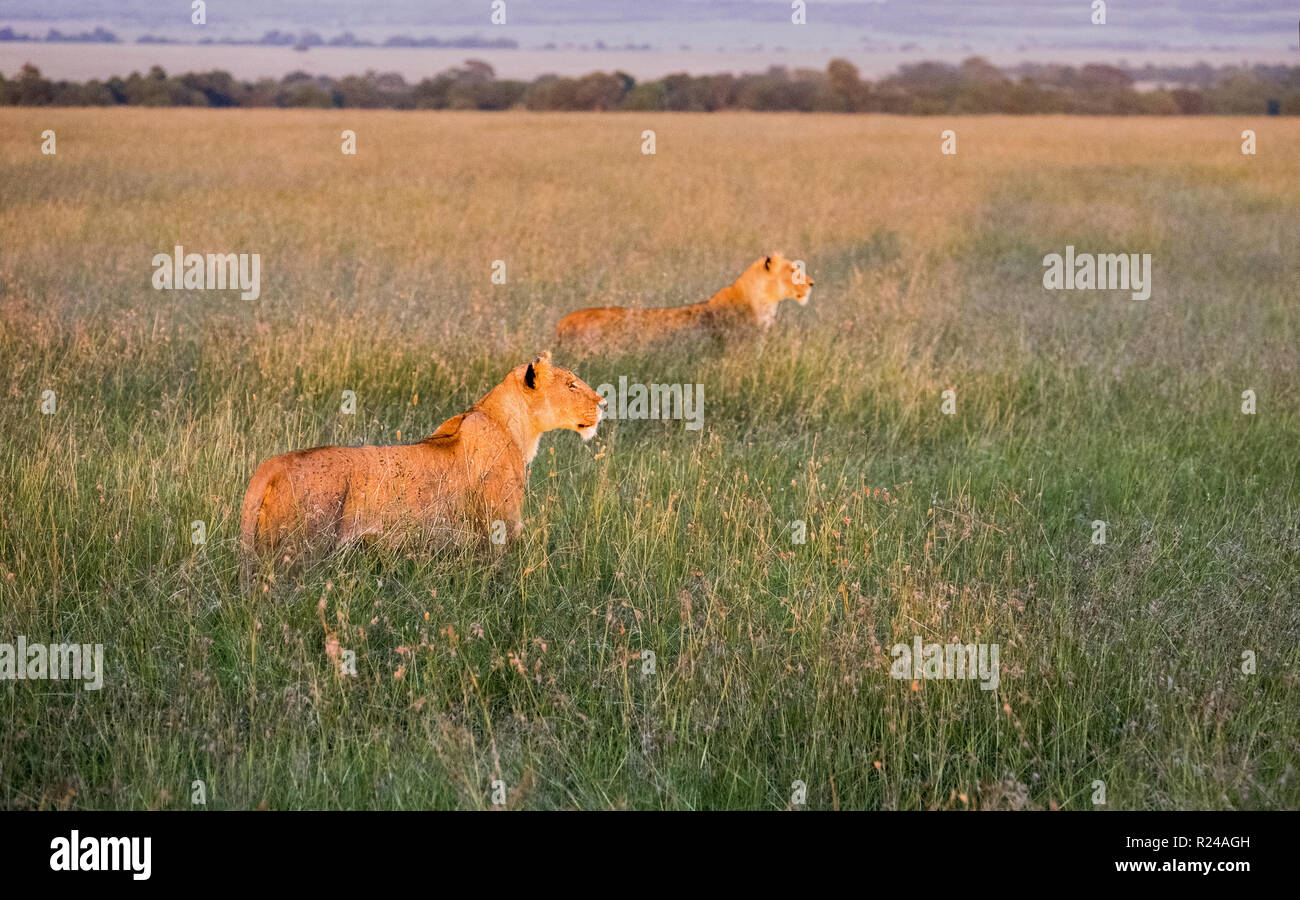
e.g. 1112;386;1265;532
555;253;813;352
239;352;605;572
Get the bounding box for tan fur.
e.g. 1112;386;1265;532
239;352;604;573
556;253;813;352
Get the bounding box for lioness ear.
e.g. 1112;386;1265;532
764;256;772;271
524;363;537;389
535;349;552;366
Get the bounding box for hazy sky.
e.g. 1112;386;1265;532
4;1;1296;51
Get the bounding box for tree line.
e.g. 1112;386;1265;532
3;58;1296;114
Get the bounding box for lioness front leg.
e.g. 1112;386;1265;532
481;496;524;548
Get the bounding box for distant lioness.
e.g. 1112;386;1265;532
239;352;605;573
555;253;813;352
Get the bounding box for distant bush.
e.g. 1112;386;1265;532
2;58;1297;114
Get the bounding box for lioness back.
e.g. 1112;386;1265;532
239;415;519;558
556;304;711;348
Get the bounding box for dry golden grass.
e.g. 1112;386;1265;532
0;109;1297;809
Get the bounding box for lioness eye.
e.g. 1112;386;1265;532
568;382;576;391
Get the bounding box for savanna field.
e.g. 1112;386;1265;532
0;110;1297;810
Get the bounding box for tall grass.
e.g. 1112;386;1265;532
1;110;1297;809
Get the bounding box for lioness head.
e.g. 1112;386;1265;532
757;252;814;306
518;351;606;441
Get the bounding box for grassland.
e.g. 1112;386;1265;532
0;110;1297;810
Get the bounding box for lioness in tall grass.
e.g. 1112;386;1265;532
239;352;605;573
555;253;813;352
